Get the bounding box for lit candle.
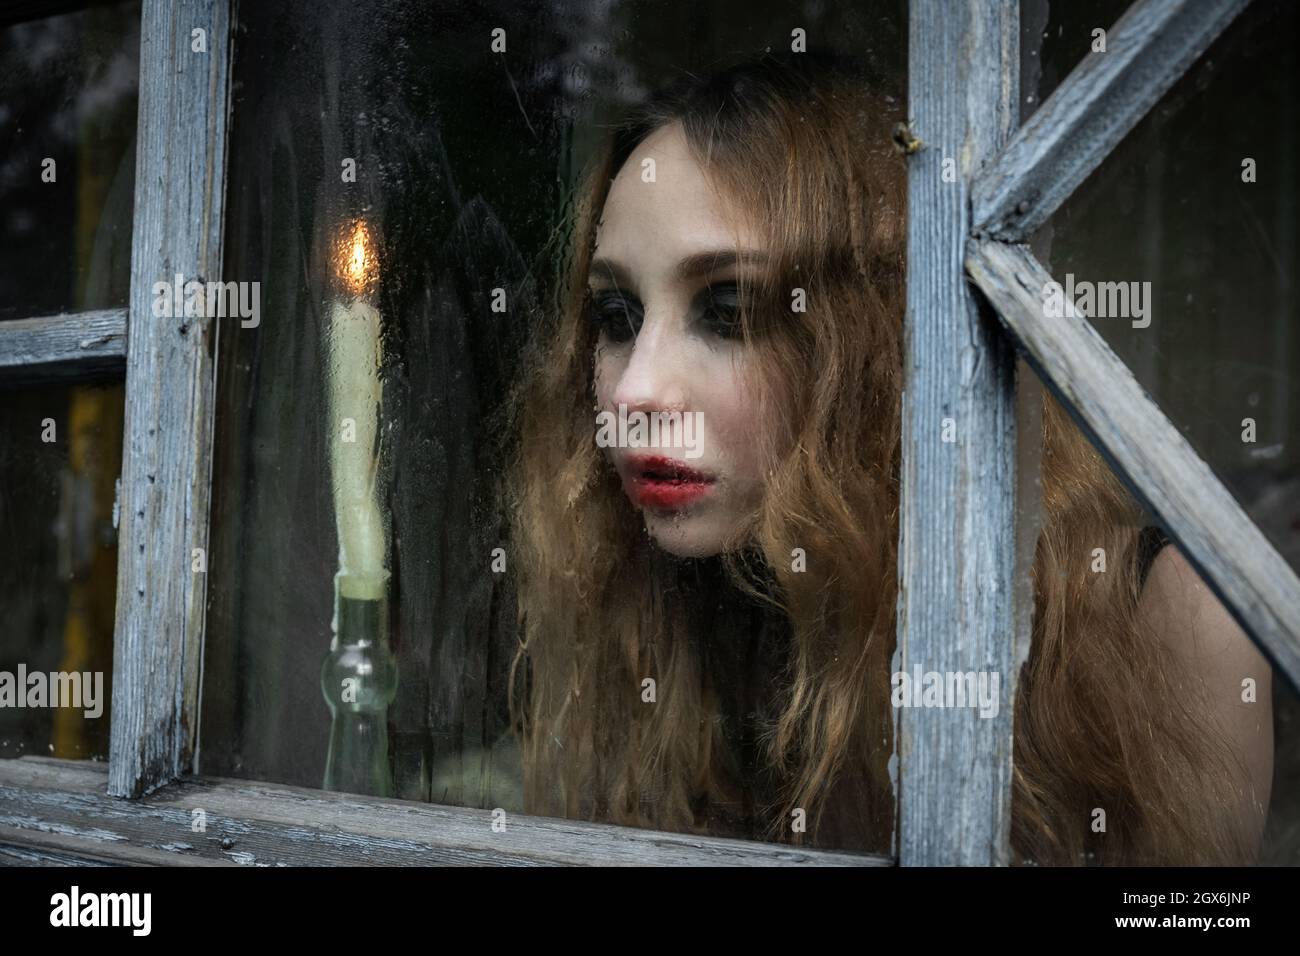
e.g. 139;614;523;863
327;220;387;602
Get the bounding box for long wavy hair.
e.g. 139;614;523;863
504;55;1253;864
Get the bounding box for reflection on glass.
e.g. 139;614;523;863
0;382;121;760
0;2;140;321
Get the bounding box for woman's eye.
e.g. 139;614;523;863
699;283;745;340
588;291;641;343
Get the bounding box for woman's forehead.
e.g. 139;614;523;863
597;123;760;278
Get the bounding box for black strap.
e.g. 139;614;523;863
1135;525;1171;589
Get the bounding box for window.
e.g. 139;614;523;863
2;0;1296;868
0;2;138;322
1038;2;1300;864
0;0;139;762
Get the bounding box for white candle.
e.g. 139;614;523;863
327;221;388;602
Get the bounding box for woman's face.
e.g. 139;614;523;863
589;121;772;558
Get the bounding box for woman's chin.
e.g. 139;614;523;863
643;513;726;559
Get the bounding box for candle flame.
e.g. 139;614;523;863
335;220;379;296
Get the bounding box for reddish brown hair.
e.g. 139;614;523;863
506;55;1253;864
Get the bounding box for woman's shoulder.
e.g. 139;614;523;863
1135;535;1273;851
1135;530;1262;672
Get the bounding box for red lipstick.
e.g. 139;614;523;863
623;455;715;510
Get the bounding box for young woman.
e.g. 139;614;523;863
501;55;1273;864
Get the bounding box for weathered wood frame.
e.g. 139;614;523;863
896;0;1023;867
967;0;1300;680
107;0;234;800
966;242;1300;684
0;308;127;384
971;0;1253;242
3;0;1294;867
0;758;888;866
0;0;235;797
900;0;1299;866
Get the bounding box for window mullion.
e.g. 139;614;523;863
898;0;1022;866
109;0;234;798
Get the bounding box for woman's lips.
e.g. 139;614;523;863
623;455;716;510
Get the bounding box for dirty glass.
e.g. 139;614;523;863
0;2;139;321
1025;0;1299;864
0;381;121;760
202;0;1294;864
202;0;906;854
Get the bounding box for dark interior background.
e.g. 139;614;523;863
199;0;906;829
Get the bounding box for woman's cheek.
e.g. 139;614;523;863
592;352;621;411
707;371;766;484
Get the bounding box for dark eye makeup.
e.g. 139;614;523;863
585;281;749;343
588;289;642;343
698;281;744;340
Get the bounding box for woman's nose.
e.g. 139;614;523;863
609;311;688;414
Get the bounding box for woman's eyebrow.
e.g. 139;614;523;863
588;258;633;289
674;249;767;282
588;250;767;289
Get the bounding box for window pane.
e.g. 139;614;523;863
1027;0;1132;112
1026;0;1299;864
203;0;905;854
0;2;140;321
1016;364;1293;864
1041;0;1300;580
0;381;121;760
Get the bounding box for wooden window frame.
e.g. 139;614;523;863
2;0;1294;867
902;0;1299;866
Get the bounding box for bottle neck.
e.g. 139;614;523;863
335;590;388;644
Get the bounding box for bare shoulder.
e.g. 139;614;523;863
1138;544;1269;672
1137;543;1273;850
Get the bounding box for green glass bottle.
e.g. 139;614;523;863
321;574;398;796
